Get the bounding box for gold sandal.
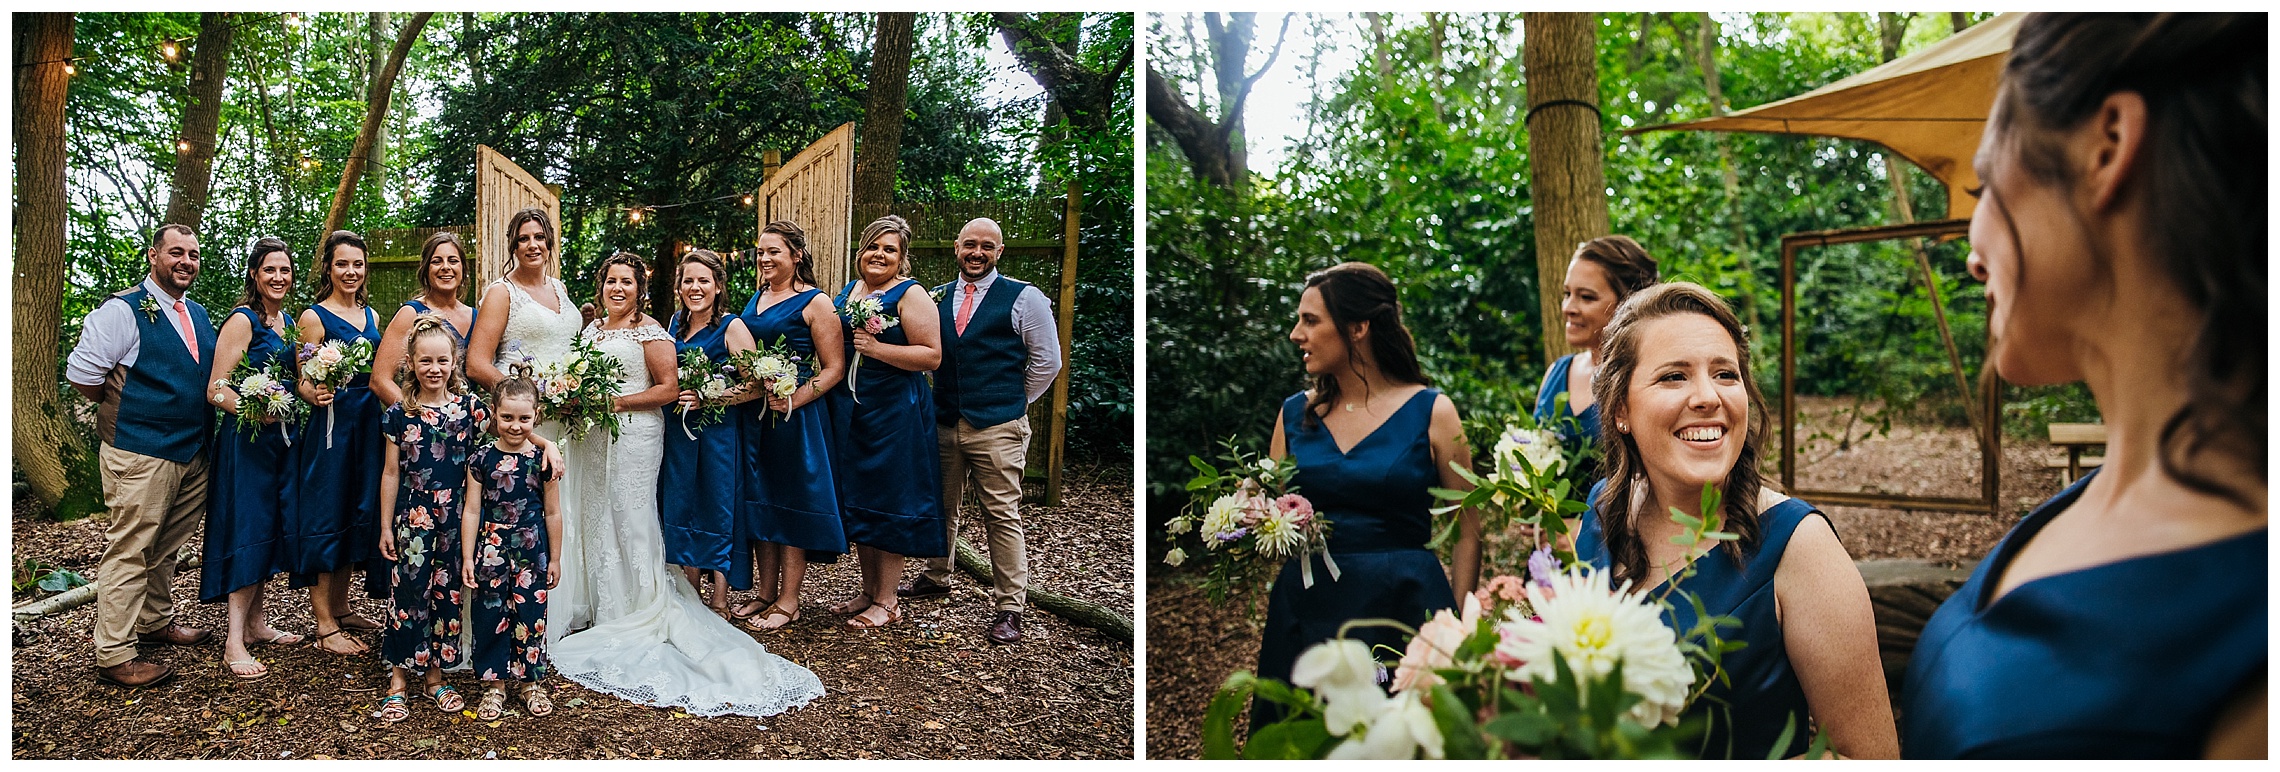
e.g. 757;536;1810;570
476;687;508;721
521;684;554;717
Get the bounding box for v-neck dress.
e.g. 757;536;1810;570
659;311;740;575
825;279;947;558
201;307;296;602
1254;388;1455;726
1899;470;2268;758
286;303;387;598
735;288;846;577
1575;478;1819;758
1533;353;1602;482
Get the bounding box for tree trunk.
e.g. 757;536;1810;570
1951;13;1971;33
1696;13;1761;336
14;12;77;514
324;12;432;237
162;12;235;230
1523;13;1611;365
1876;13;1915;64
462;12;484;89
1204;13;1254;184
366;12;390;205
1139;14;1287;192
851;12;915;227
953;538;1131;643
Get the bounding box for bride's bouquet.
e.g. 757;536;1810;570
674;347;737;440
215;359;305;446
1163;438;1334;602
730;336;807;425
838;292;900;404
537;335;627;442
297;338;374;448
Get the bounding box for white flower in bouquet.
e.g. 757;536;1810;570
1250;506;1306;559
239;372;274;396
1290;638;1387;736
1165;515;1193;535
1327;690;1445;760
769;376;799;400
1162;547;1187;567
1392;592;1482;694
1199;493;1245;547
697;377;726;401
1495;567;1693;728
1491;426;1566;483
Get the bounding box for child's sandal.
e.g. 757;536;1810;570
426;684;463;713
476;687;508;722
521;684;554;717
375;689;411;723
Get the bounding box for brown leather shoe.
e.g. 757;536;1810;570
137;623;212;646
95;658;174;688
985;610;1023;645
896;575;953;599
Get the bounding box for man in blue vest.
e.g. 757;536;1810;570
66;223;218;687
899;218;1063;645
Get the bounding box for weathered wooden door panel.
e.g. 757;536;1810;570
475;145;562;287
756;123;855;291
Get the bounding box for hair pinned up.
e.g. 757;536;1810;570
396;312;467;399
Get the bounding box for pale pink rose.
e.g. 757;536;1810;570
1391;593;1482;693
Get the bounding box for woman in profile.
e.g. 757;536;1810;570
1901;13;2265;758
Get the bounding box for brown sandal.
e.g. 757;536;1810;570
308;628;367;655
738;602;799;632
829;594;874;615
727;597;778;621
844;602;901;629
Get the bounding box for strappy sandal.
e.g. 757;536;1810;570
476;687;508;721
334;613;382;632
222;658;269;681
521;684;554;717
727;597;778;622
829;594;874;615
844;602;901;630
248;629;305;646
308;629;367;655
738;602;799;632
425;683;464;713
375;688;411;723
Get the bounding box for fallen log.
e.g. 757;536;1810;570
954;538;1132;644
11;548;202;621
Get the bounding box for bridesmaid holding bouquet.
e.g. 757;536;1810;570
288;230;387;655
200;237;307;679
661;248;761;616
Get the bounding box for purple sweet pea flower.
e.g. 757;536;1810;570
1528;545;1559;588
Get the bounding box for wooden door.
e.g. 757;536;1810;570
475;145;562;287
756;123;855;290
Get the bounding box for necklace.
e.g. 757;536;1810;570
1344;402;1359;412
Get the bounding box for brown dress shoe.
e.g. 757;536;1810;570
137;623;212;646
95;658;174;688
985;610;1023;645
896;576;953;599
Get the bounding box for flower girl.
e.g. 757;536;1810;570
375;316;488;721
461;369;564;721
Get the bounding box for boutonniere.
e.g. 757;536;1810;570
139;296;161;323
929;285;949;303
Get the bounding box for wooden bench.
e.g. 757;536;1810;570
2047;422;2107;484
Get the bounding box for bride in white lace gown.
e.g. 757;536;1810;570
543;256;822;717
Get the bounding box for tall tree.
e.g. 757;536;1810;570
852;12;915;226
1695;13;1760;334
1141;12;1287;190
365;12;390;204
15;12;80;513
162;12;235;230
996;12;1135;141
323;12;430;237
1523;12;1611;364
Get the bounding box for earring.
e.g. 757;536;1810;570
1617;421;1630;433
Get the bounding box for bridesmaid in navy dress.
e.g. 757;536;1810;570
1900;14;2266;759
661;248;760;616
289;230;387;655
1533;235;1658;483
200;238;308;679
1572;283;1893;758
826;215;947;629
1254;262;1480;727
730;221;848;632
370;231;477;408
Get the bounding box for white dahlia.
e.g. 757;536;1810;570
1198;494;1244;547
1491;426;1566;483
1289;638;1386;736
1249;507;1306;559
1494;567;1693;727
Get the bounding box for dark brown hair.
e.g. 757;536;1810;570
315;230;369;306
235;237;293;316
416;231;469;301
760;220;819;289
491;362;541;436
857;215;915;279
504;207;555;274
1590;282;1771;586
594;251;650;319
1572;235;1661;303
1299;262;1429;430
673;248;730;333
150;223;197;253
1984;13;2265;503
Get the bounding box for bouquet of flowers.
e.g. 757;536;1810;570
1206;488;1799;760
674;346;738;440
730;336;807;425
298;338;374;448
537;335;627;442
216;360;305;446
1434;418;1591;574
1163;438;1334;602
838;292;900;404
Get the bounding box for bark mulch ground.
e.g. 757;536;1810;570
1144;397;2070;758
10;466;1134;760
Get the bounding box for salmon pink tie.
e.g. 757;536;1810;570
173;299;198;362
955;282;977;335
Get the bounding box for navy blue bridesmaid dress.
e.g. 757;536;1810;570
659;311;741;575
1574;478;1819;759
286;303;387;598
200;307;296;603
1900;470;2267;758
1255;388;1455;726
734;287;846;583
400;298;474;346
1533;352;1602;480
826;279;948;559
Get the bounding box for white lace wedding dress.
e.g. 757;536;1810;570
543;319;824;717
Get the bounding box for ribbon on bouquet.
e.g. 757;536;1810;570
1298;536;1342;589
325;404;337;449
680;402;700;442
848;353;863;404
280;418;293;448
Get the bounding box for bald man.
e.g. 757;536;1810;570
899;218;1062;645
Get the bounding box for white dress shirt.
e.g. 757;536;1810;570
67;276;193;387
956;270;1064;405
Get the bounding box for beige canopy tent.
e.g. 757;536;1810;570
1635;13;2020;218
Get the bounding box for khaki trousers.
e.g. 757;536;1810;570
925;416;1031;612
93;443;210;668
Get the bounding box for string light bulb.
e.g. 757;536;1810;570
628;207;645;224
160;39;182;63
176;140;192;153
741;194;755;207
63;60;77;76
